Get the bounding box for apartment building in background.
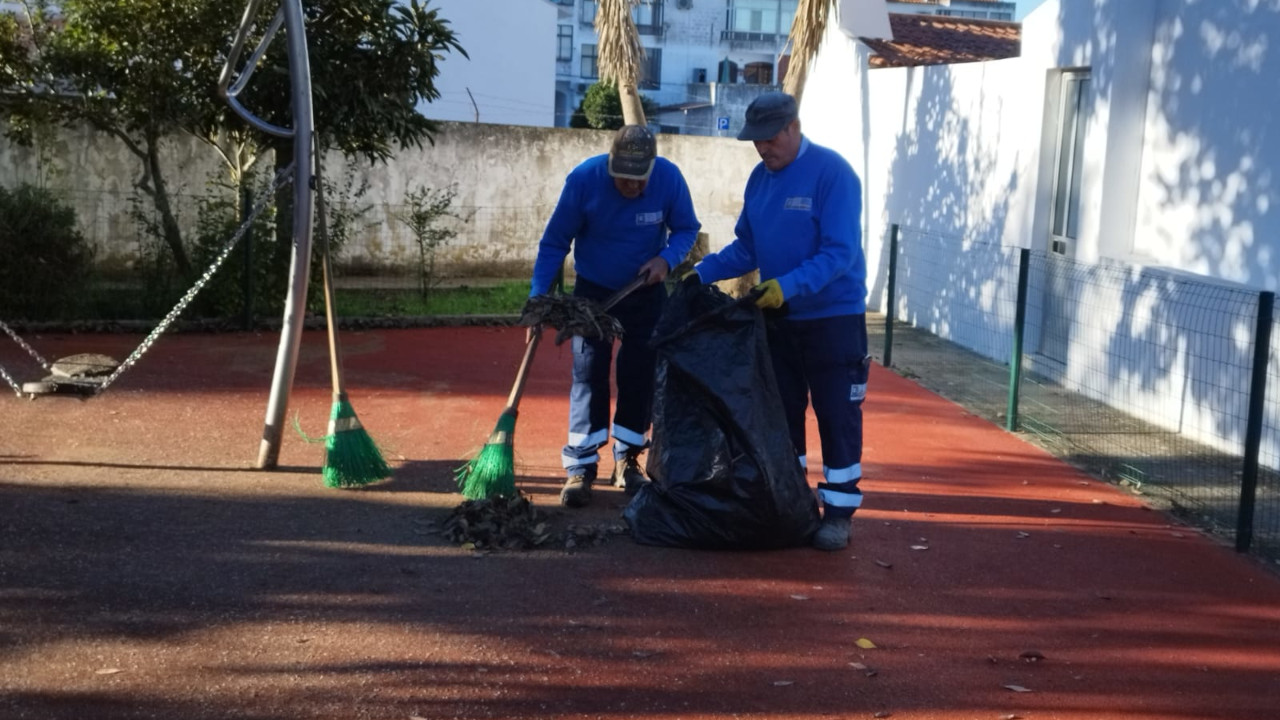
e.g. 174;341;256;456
552;0;807;136
885;0;1015;21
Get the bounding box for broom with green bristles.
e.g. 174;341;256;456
456;271;649;500
455;327;543;500
314;149;391;488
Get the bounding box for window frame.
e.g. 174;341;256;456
1049;69;1092;256
580;43;599;79
557;25;573;62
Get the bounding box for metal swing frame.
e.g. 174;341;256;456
3;0;315;471
219;0;315;470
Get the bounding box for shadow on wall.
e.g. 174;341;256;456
877;0;1278;454
879;63;1019;354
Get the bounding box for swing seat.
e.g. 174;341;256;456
23;377;104;397
22;353;119;398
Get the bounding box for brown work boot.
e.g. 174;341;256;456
811;516;852;551
611;454;649;496
559;474;593;508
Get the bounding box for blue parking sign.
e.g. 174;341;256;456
716;116;730;131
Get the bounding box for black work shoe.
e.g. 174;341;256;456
811;517;852;551
611;454;649;496
560;474;593;508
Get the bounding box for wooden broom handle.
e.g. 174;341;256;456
505;330;542;410
314;145;345;395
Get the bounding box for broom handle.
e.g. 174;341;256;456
315;144;345;396
602;271;649;312
505;330;542;410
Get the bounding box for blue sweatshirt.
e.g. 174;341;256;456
696;138;866;320
530;154;701;295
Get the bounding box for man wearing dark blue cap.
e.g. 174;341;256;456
690;91;869;551
529;124;702;508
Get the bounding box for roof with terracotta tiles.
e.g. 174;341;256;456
862;13;1021;68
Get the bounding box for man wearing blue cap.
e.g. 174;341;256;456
529;125;702;508
690;92;869;551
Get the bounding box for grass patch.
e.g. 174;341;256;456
335;280;534;317
56;279;536;322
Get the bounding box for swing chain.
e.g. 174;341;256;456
1;362;22;396
1;319;52;372
92;164;296;394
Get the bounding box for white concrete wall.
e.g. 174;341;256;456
1133;0;1280;290
0;122;759;277
419;0;558;127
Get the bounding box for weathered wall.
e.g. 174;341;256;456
0;121;760;277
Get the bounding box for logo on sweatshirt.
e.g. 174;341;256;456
635;211;664;225
784;196;813;211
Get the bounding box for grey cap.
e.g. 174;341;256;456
737;92;798;141
608;125;657;180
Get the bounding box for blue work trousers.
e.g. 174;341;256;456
562;277;664;480
767;313;870;518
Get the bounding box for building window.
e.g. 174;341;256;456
581;43;599;79
743;61;772;84
581;1;597;25
640;47;662;89
1050;70;1091;255
634;0;664;35
558;25;573;61
726;0;797;37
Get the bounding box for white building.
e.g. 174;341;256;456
552;0;802;135
803;0;1280;460
885;0;1015;21
418;0;559;126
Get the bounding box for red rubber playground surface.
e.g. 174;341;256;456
3;325;1280;719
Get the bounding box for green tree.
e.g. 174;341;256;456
243;0;466;245
1;0;234;277
570;80;656;130
0;0;465;287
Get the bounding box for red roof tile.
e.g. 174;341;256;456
862;13;1021;68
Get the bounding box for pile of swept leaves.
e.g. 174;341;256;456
439;493;628;551
520;295;623;345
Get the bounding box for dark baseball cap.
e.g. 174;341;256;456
737;92;798;141
608;125;657;181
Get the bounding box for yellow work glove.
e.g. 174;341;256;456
679;268;701;283
753;278;784;309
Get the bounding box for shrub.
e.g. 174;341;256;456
570;81;658;130
0;183;94;321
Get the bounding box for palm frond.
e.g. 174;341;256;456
782;0;838;103
595;0;645;90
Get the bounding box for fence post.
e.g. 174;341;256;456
1006;248;1030;432
1237;290;1273;553
241;182;254;331
883;224;899;368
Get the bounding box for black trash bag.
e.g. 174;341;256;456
623;279;821;550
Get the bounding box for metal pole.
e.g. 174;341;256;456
241;182;254;331
1006;248;1030;432
256;0;315;469
883;224;899;368
1236;291;1273;553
